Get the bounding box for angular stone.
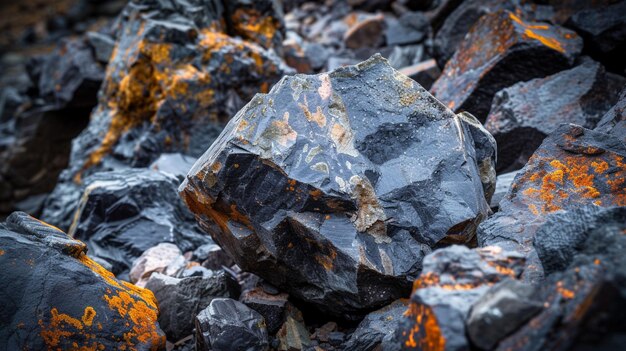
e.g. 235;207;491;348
223;0;286;52
490;170;520;210
150;153;197;179
276;304;311;351
344;13;385;49
478;124;626;282
195;298;269;351
145;271;240;341
485;60;624;173
595;87;626;143
130;243;182;287
397;59;441;90
342;299;409;351
69;169;211;276
0;212;166;350
192;243;235;270
240;287;289;334
180;54;494;317
431;10;583;121
384;11;429;46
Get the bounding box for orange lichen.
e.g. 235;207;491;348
314;248;337;271
402;303;446;351
231;8;279;49
81;307;96;327
103;290;164;348
0;249;4;256
556;281;575;299
508;12;565;53
39;307;102;351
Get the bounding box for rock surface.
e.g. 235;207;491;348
342;299;409;350
181;54;494;317
0;211;166;350
130;243;182;287
595;87;626;143
240;287;289;334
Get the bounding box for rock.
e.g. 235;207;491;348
195;298;269;351
0;211;166;350
328;331;345;346
41;0;292;230
566;1;626;72
397;59;441;90
129;243;182;287
145;271;240;341
312;321;338;343
485;60;624;173
387;45;425;69
342;299;409;351
595;87;626;143
344;13;385;49
150;153;197;179
431;10;583;121
490;170;520;210
240;287;289;334
223;0;286;51
69;169;211;276
277;304;311;351
478;123;626;282
384;12;429;46
390;245;526;351
466;279;543;350
86;31;115;63
432;0;518;67
180;54;494;317
283;35;314;73
192;243;235;270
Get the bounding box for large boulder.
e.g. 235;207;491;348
180;54;495;317
0;211;166;350
485;60;624;173
431;10;583;121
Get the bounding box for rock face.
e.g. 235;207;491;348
478;123;626;282
485;60;624;172
431;10;583;121
595;87;626;143
180;54;495;317
68;169;212;275
342;299;409;351
0;211;166;350
41;0;292;230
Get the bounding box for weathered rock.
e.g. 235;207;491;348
145;271;240;341
150;153;197;179
485;60;624;173
276;304;311;351
466;279;543;350
240;287;289;334
130;243;182;287
431;10;583;121
69;169;211;276
342;299;409;351
344;13;385;49
490;170;520;210
478;124;626;282
390;245;525;351
86;31;116;63
312;321;338;343
397;59;441;90
193;243;235;270
223;0;286;52
0;211;166;350
384;12;429;46
41;0;292;230
595;87;626;143
387;45;425;70
195;298;269;351
180;54;495;317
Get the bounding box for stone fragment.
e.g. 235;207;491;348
342;299;409;351
277;304;311;351
129;243;182;287
0;212;166;350
312;322;338;343
223;0;286;51
145;271;240;341
397;59;441;90
180;54;494;317
69;169;211;276
485;60;624;172
384;12;429;46
344;13;385;49
595;87;626;143
478;124;626;282
86;31;115;63
466;279;543;350
431;10;583;121
195;298;269;351
192;243;235;270
490;170;520;210
240;287;289;334
150;153;197;179
388;45;425;70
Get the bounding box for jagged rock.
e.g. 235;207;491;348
41;0;292;230
223;0;286;52
86;31;116;63
431;10;583;121
485;60;624;173
595;87;626;143
145;271;240;341
384;12;429;46
432;0;518;67
277;304;311;351
180;54;495;317
466;279;543;350
387;45;425;69
150;153;197;179
130;243;182;287
0;211;166;350
342;299;409;351
490;170;520;210
389;245;525;351
344;13;385;49
195;298;269;351
68;169;211;276
192;243;235;270
397;59;441;90
478;124;626;282
240;287;289;334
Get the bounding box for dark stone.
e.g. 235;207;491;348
344;13;385;49
240;287;289;334
595;87;626;143
467;279;543;350
145;271;240;341
328;331;345;346
342;299;409;351
276;304;310;351
397;59;441;90
0;211;166;350
387;45;425;70
431;10;583;121
68;168;212;276
490;170;520;210
180;54;494;317
223;0;286;52
179;265;214;278
485;60;624;173
384;12;429;46
195;298;269;351
192;243;235;270
478;124;626;283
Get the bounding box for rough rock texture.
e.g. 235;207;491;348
431;10;583;121
0;211;166;350
41;0;292;230
342;299;409;351
69;169;212;275
478;124;626;282
145;271;240;341
240;287;289;334
195;298;269;351
180;54;495;317
595;87;626;143
276;304;310;351
390;246;525;351
485;60;624;173
130;243;182;287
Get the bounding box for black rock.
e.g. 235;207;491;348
431;10;583;121
595;87;626;143
384;12;429;46
180;54;495;317
145;271;240;341
240;287;289;334
342;299;409;351
195;298;269;351
485;60;624;173
0;211;166;350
